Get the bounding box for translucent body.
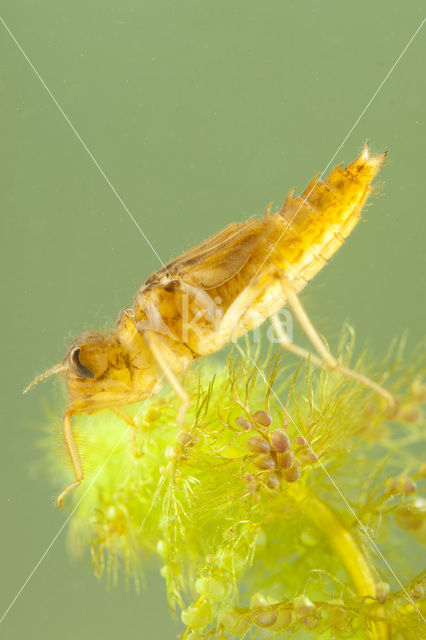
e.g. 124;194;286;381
134;144;384;355
26;143;388;506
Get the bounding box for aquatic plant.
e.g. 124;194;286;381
44;327;426;639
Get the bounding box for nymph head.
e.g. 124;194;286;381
25;331;132;400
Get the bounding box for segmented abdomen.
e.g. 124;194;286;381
266;143;385;290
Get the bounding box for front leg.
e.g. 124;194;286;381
122;306;193;423
56;407;83;508
143;330;192;425
57;388;156;508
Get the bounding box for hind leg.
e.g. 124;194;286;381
272;275;396;408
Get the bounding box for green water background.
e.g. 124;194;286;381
1;2;425;638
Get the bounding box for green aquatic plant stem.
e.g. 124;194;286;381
43;330;426;638
306;496;388;640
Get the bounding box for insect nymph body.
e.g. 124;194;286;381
27;144;392;506
138;144;383;356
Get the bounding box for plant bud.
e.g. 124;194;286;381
219;608;250;635
156;540;167;557
106;505;117;520
396;506;424;530
265;472;280;489
294;436;308;448
327;599;347;629
165;445;177;460
145;406;160;422
247;436;271;453
277;450;294;469
398;405;422;424
270;429;291;452
250;592;268;608
411;585;424;600
254;608;278;628
253;410;272;426
385;478;400;495
401;478;417;495
177;430;193;446
294;595;315;617
270;607;292;631
283;462;301;483
412;381;426;402
195;574;231;600
181;601;213;629
245;473;259;492
384;403;398;420
254;454;275;470
246;479;259;494
235;416;252;430
375;582;390;603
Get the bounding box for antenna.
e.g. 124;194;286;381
23;363;66;394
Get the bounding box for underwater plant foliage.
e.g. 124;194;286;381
44;326;426;639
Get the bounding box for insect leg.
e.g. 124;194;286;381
111;406;136;427
111;407;140;457
270;314;324;366
273;276;396;408
218;273;272;339
57;407;83;508
56;390;155;507
143;330;191;425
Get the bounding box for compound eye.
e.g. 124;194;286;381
69;347;95;379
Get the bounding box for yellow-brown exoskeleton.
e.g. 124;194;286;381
26;143;395;507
